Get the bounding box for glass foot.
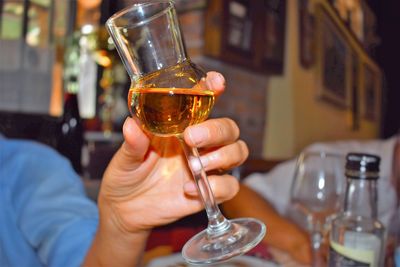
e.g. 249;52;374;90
182;218;266;265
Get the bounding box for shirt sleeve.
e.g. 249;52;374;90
9;141;99;267
244;159;297;215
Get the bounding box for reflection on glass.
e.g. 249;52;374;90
290;151;345;267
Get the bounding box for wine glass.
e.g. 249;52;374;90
289;151;345;266
106;1;265;265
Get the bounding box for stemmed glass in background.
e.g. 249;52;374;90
106;1;265;265
289;152;345;266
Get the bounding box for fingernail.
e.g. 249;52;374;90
188;126;209;146
210;73;225;89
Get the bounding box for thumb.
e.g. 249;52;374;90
106;117;150;174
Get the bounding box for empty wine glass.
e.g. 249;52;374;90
289;151;345;266
106;1;265;265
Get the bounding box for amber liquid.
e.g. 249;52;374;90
128;60;214;136
129;88;214;136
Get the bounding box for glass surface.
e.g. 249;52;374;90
106;1;265;265
289;151;345;267
329;154;385;266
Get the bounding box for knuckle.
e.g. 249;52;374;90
203;121;222;142
221;174;240;200
209;175;239;201
218;141;248;170
230;177;240;197
211;118;239;140
215;120;226;139
237;140;249;164
225;118;240;139
201;118;240;144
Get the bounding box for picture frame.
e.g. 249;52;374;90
219;0;255;68
175;0;207;13
299;0;315;68
204;0;286;74
350;49;360;130
360;1;379;54
261;0;286;73
224;0;253;53
360;60;381;122
328;0;378;51
316;6;351;108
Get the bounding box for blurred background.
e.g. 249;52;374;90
0;0;399;178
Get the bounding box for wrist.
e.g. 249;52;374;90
84;227;150;267
97;190;151;235
83;192;151;266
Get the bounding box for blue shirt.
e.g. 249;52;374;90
0;139;98;267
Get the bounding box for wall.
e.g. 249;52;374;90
179;9;268;157
264;0;380;159
178;1;381;160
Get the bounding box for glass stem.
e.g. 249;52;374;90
311;230;324;267
178;136;231;237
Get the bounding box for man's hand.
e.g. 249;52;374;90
83;72;249;266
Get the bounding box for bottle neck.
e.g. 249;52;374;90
63;93;81;120
344;178;378;219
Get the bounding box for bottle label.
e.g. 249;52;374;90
329;232;381;267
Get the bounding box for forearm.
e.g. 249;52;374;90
221;184;311;263
82;196;150;267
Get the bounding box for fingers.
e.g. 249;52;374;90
108;117;150;172
206;71;225;96
183;174;240;202
200;140;248;172
184;118;240;148
184;118;247;173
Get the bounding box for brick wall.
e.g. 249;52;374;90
180;10;268;157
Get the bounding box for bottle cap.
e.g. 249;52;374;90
345;153;380;180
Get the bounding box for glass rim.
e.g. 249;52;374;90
106;0;175;29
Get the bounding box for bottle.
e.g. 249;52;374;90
58;35;84;174
57;90;84;174
328;153;385;267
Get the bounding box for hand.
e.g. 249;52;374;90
85;72;247;266
273;222;312;265
99;71;246;232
